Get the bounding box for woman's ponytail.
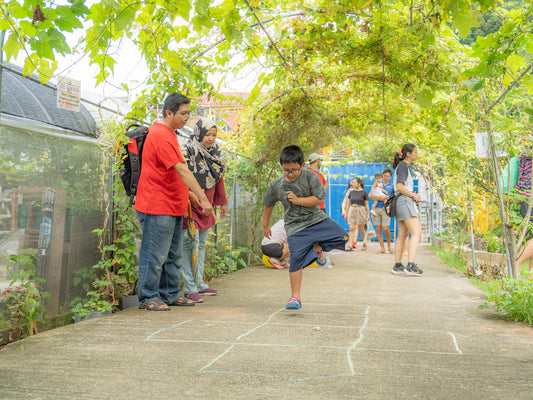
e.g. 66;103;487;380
392;143;416;169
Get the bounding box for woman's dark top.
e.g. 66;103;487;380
348;189;368;206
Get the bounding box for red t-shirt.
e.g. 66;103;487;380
308;167;326;209
134;121;188;216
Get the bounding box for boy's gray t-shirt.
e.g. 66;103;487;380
262;168;327;237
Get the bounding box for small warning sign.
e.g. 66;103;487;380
57;76;81;112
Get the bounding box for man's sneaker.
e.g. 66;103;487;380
185;292;204;303
199;288;218;296
269;257;284;270
391;263;405;275
405;263;423;276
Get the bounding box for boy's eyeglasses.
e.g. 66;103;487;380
282;167;301;175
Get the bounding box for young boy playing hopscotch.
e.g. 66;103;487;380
262;145;349;310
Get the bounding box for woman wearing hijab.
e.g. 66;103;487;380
181;118;228;303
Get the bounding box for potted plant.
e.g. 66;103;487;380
70;208;140;320
71;291;113;322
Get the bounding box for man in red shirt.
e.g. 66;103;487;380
135;93;214;311
307;153;327;212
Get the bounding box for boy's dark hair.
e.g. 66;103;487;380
280;145;304;165
162;93;190;116
374;172;383;178
382;168;393;175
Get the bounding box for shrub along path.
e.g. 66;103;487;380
0;243;532;399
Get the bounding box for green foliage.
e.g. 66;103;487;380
70;122;140;319
431;244;468;275
205;237;259;280
0;249;51;341
5;1;533;301
481;277;533;325
69;215;138;320
0;0;90;82
478;232;504;253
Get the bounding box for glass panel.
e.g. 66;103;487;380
0;126;106;317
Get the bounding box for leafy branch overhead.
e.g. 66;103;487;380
1;1;532;185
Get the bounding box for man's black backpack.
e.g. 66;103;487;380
384;192;398;218
119;124;150;206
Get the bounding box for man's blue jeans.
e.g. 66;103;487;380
181;228;210;294
136;212;183;305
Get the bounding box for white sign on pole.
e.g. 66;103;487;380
57;76;81;112
474;132;507;158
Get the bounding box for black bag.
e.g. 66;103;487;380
384;192;398;218
119;124;150;206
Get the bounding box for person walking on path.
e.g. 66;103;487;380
343;177;369;251
181;117;228;303
369;168;394;254
135;93;214;311
307;153;328;213
341;178;356;222
262;145;348;310
391;144;423;276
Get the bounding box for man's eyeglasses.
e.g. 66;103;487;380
282;167;301;175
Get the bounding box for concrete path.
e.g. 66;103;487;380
1;244;532;399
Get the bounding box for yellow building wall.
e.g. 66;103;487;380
472;194;499;234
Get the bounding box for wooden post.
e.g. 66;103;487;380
45;189;67;317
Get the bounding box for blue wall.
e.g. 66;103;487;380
324;162;393;241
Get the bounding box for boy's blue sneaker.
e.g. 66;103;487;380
317;257;332;268
285;297;301;310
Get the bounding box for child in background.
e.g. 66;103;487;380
261;219;290;269
370;172;386;217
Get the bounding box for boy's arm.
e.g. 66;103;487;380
286;191;323;207
262;206;274;238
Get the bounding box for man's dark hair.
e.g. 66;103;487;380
280;145;304;165
382;168;393;176
162;93;190;116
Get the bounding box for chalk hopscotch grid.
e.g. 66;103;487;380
145;304;462;381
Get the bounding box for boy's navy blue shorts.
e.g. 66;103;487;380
287;217;348;272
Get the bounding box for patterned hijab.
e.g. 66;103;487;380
182;117;226;189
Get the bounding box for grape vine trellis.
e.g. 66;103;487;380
1;0;533;275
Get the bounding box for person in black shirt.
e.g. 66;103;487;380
343;177;369;251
